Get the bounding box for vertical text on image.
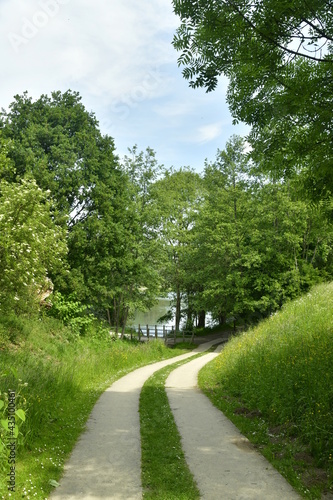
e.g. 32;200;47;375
7;390;16;493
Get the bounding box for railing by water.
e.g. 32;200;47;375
137;324;174;341
130;324;195;344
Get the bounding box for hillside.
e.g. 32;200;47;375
199;282;333;499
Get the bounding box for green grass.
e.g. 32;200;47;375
199;282;333;499
140;358;203;500
0;316;188;499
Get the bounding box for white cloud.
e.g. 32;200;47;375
154;100;194;119
1;0;178;105
196;122;224;144
0;0;249;173
243;140;253;153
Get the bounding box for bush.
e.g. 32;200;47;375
47;292;96;335
0;178;67;315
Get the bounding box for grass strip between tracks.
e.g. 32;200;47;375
140;353;208;500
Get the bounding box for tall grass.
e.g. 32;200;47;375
0;316;185;499
199;282;333;497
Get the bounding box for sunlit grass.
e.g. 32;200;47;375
140;359;202;500
199;282;333;498
0;317;187;499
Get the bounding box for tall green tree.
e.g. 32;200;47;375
172;1;333;198
151;168;203;331
104;146;165;335
194;136;260;325
193;136;333;326
0;131;67;314
0;91;119;225
0;91;134;323
249;181;333;312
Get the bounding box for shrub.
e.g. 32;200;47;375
47;292;96;335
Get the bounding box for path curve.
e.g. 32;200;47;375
165;351;301;499
50;338;223;500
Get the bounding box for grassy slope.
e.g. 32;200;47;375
0;316;187;499
199;282;333;499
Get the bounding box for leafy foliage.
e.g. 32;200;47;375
0;88;332;335
150;168;203;330
0;90;112;221
0;93;160;331
172;0;333;198
0;177;67;314
103;146;165;334
47;292;96;336
190;136;333;325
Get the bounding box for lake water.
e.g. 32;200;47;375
129;297;213;331
129;297;174;328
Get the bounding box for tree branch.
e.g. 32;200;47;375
226;0;333;63
301;17;333;43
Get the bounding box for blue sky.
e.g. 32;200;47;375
1;0;249;172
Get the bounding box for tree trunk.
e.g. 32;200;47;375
218;313;226;326
187;300;193;323
198;310;206;328
176;286;181;332
106;308;111;326
121;306;129;339
114;297;120;335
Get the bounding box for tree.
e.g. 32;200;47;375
151;168;203;331
104;146;164;335
172;1;333;198
194;136;260;326
249;181;333;311
0;91;136;324
0;132;14;178
193;136;333;326
0;91;119;226
0;177;67;314
68;145;166;336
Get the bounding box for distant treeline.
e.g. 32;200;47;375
0;91;332;334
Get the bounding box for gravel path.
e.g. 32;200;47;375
165;351;301;499
51;336;300;499
50;338;223;500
